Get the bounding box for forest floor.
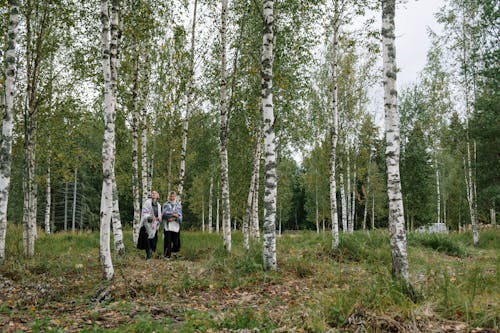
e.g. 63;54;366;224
0;226;499;332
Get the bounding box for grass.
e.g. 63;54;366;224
1;224;499;332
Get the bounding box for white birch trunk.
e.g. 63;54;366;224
466;142;478;246
251;139;261;240
315;186;319;234
131;52;141;245
371;194;375;230
64;182;68;231
329;7;340;249
491;208;496;226
44;154;51;234
72;168;77;232
220;0;231;251
382;0;410;284
202;198;205;232
141;102;149;201
261;0;277;271
244;129;261;249
363;149;373;230
339;157;347;232
208;177;213;233
435;155;441;224
178;0;198;202
99;0;115;280
216;189;220;233
350;150;357;231
346;151;351;231
111;174;125;255
0;0;20;264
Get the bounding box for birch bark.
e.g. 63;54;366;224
261;0;277;271
100;0;116;280
44;154;51;234
208;177;213;233
178;0;198;202
0;0;20;264
243;130;261;249
220;0;231;251
251;138;261;240
382;0;410;284
339;157;347;232
131;52;141;244
329;3;340;249
72;168;77;232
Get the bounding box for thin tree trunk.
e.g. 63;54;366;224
350;148;357;231
315;181;319;234
64;182;68;231
202;197;205;232
111;175;125;255
346;150;351;231
72;168;77;232
329;4;340;249
131;51;141;245
244;128;261;248
141;55;151;202
490;208;496;226
0;0;20;264
261;0;277;271
363;148;372;230
220;0;231;252
44;154;51;234
435;154;441;224
382;0;410;286
216;185;220;233
371;193;375;230
178;0;198;202
208;177;213;233
339;157;347;232
251;139;261;240
99;0;116;280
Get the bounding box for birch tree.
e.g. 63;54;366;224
382;0;410;286
220;0;231;251
0;0;20;264
261;0;277;271
178;0;198;202
99;0;117;280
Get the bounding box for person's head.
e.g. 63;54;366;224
168;191;177;202
151;191;159;203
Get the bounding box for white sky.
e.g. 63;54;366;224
395;0;445;88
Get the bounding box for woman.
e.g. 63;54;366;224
137;191;161;259
162;191;182;258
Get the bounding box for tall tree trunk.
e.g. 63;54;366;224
491;208;496;226
109;0;124;255
363;148;372;230
23;0;38;257
141;56;150;202
64;182;68;231
99;0;116;280
72;168;77;232
329;3;340;249
261;0;277;271
350;148;357;231
220;0;231;252
111;175;125;255
216;183;220;233
0;0;20;265
178;0;198;202
208;177;213;233
44;154;51;234
131;51;141;245
202;197;205;232
435;154;441;224
244;128;261;248
315;181;319;234
382;0;410;285
371;193;375;230
339;157;347;232
251;146;261;240
346;150;351;231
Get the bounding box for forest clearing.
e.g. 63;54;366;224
1;226;499;332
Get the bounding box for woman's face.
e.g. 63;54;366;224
169;193;176;202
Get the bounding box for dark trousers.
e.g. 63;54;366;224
164;230;180;257
146;232;158;259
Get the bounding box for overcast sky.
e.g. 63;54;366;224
395;0;445;88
